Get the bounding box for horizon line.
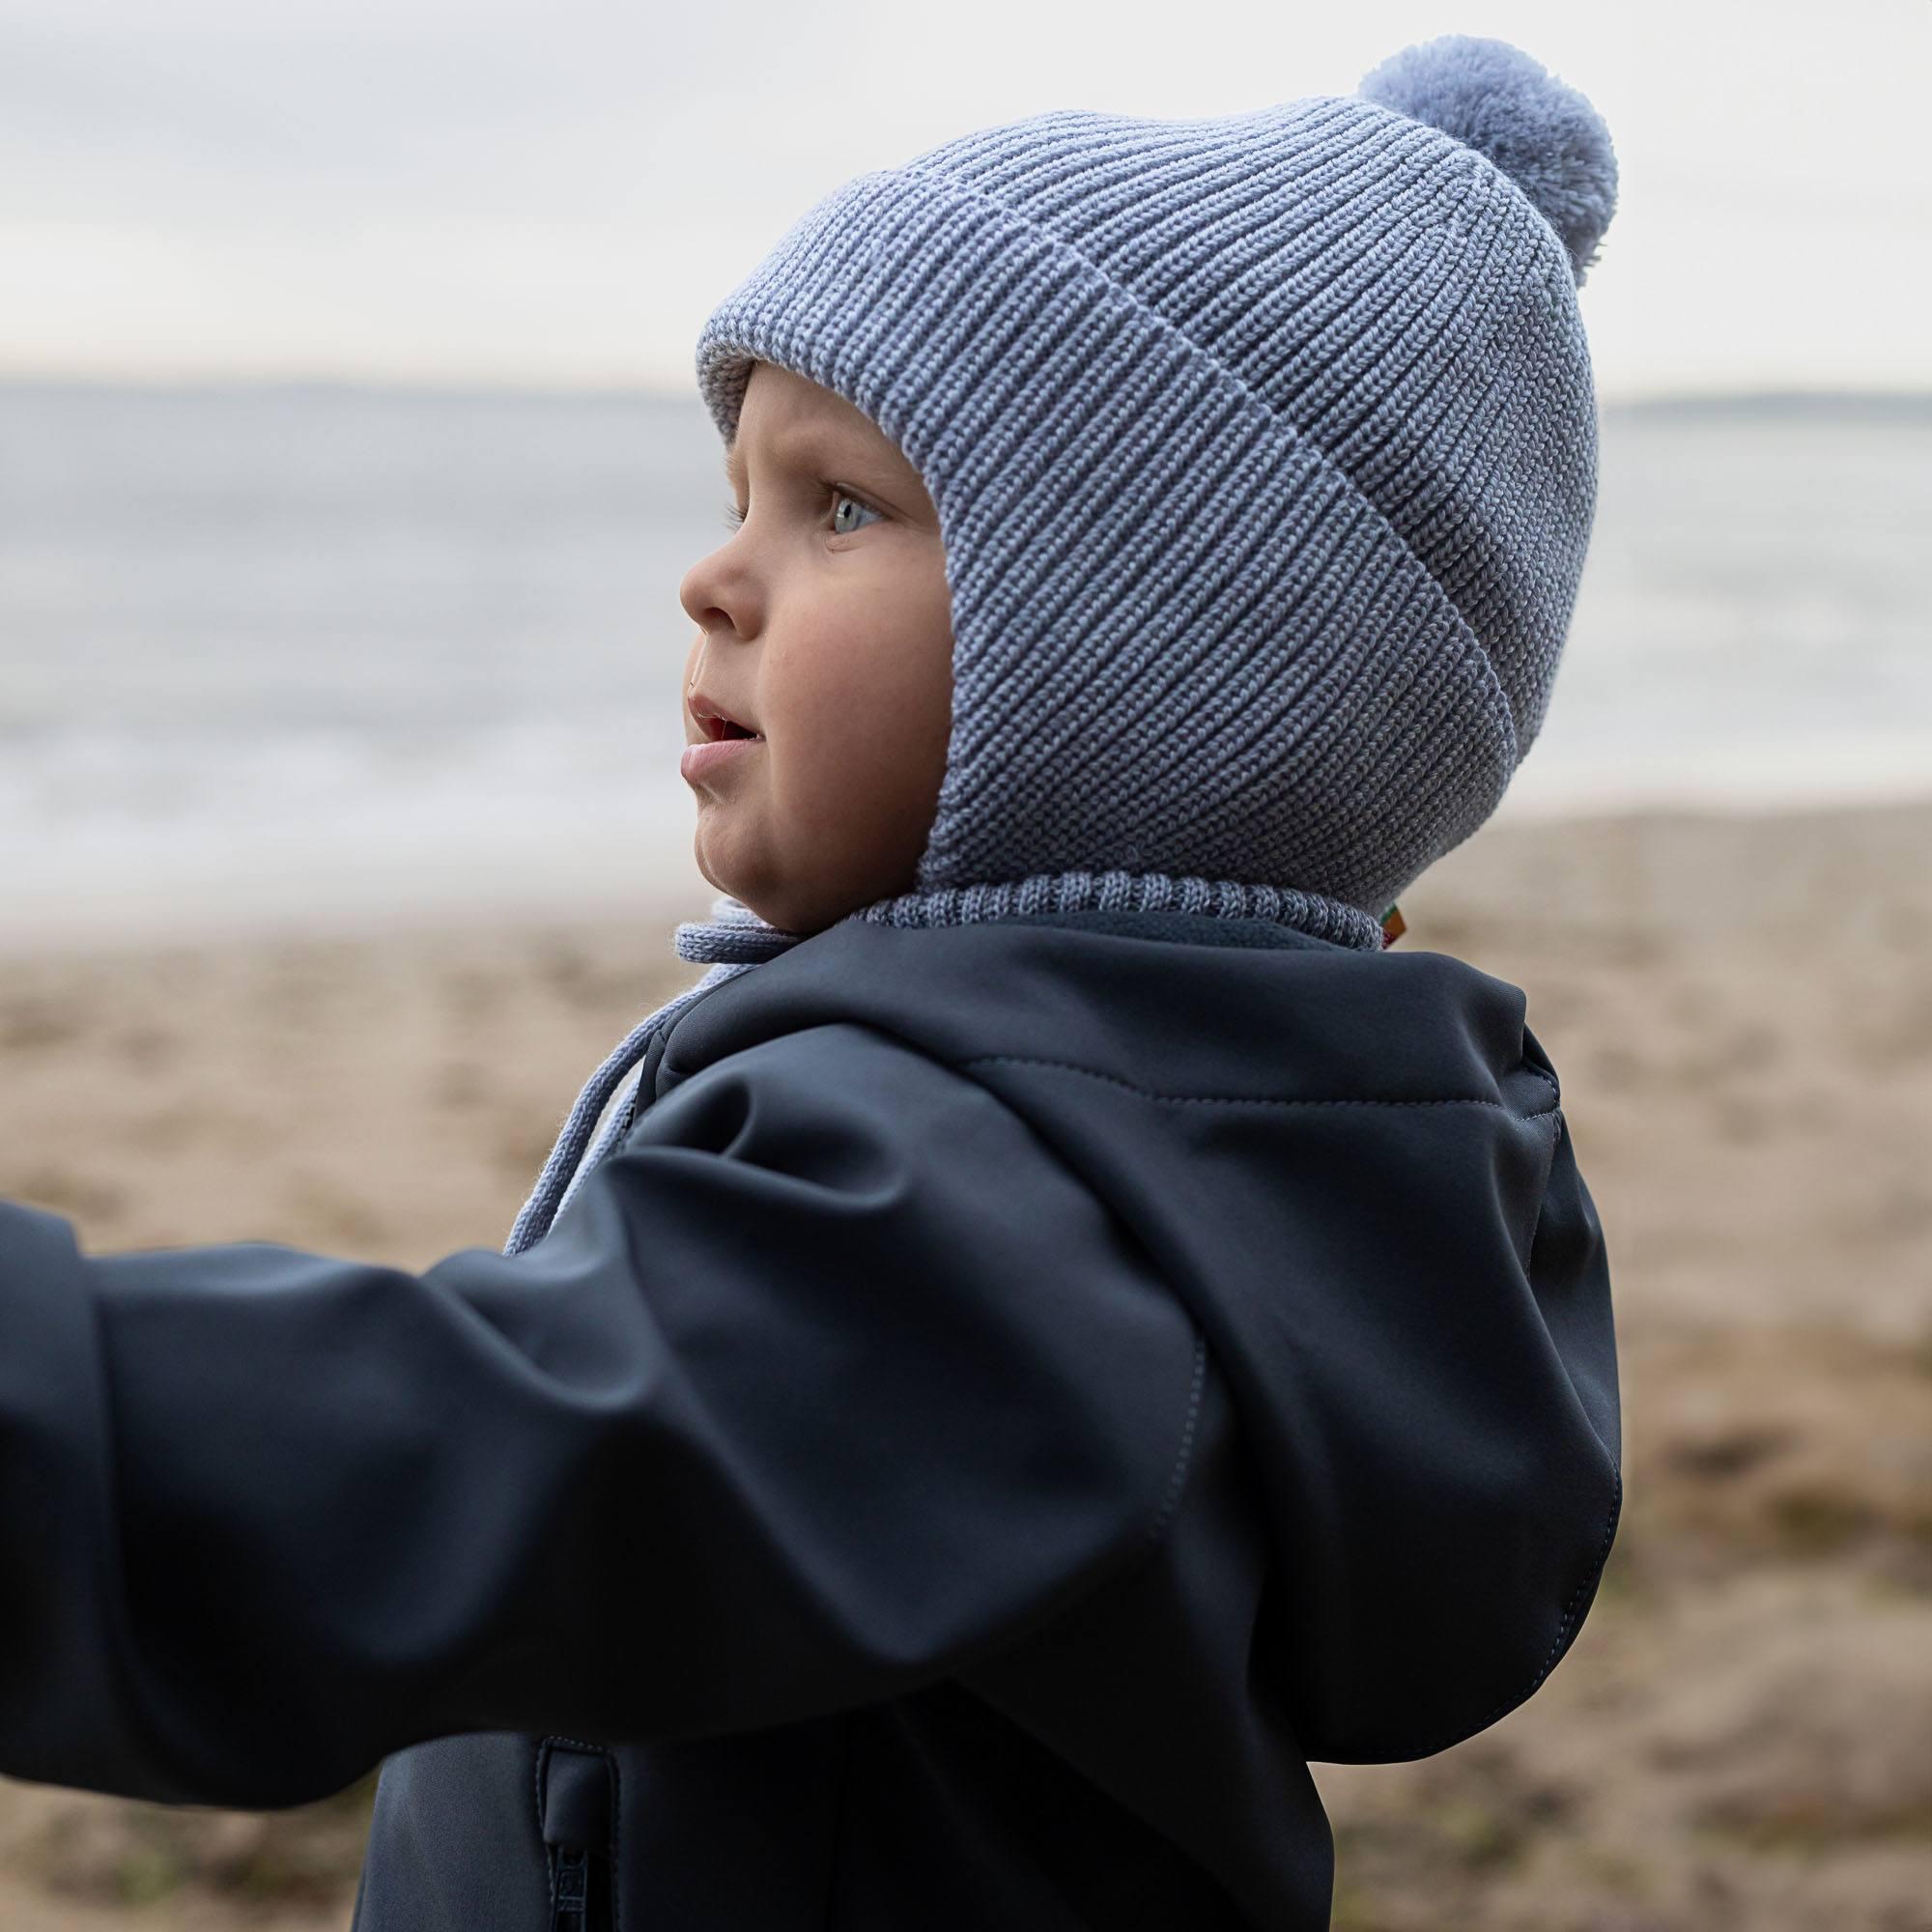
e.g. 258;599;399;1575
2;370;1929;415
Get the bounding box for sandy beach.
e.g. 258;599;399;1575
1;796;1927;1930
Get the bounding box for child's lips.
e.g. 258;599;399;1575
680;734;765;786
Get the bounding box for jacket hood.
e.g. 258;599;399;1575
652;902;1622;1764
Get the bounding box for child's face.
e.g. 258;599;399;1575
678;361;954;936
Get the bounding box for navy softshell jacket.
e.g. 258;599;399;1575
0;904;1621;1929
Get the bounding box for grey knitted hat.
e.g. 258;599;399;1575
693;32;1619;923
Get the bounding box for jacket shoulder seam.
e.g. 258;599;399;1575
916;1041;1218;1600
964;1332;1213;1675
957;1053;1561;1122
1144;1330;1209;1561
681;1029;1219;1606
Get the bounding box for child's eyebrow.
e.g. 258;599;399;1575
722;428;887;496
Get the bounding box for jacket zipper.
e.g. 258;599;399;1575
537;1737;615;1932
550;1845;596;1932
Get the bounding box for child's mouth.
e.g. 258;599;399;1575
680;733;765;785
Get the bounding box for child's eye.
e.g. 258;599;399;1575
718;484;885;537
827;485;885;536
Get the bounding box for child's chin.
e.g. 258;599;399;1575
692;838;761;910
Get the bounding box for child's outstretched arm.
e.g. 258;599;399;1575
0;1023;1204;1810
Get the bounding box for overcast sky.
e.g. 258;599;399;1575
2;0;1927;400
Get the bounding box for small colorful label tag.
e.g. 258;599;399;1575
1379;903;1406;949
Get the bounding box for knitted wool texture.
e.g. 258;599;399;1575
694;33;1619;922
503;36;1620;1253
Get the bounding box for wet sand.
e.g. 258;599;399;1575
2;798;1927;1929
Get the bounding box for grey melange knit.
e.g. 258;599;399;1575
506;34;1619;1255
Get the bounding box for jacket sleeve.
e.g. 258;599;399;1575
0;1022;1205;1810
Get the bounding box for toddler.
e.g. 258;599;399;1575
0;32;1623;1930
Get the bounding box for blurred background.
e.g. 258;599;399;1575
2;2;1928;1927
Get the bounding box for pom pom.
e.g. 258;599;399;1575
1357;34;1617;286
